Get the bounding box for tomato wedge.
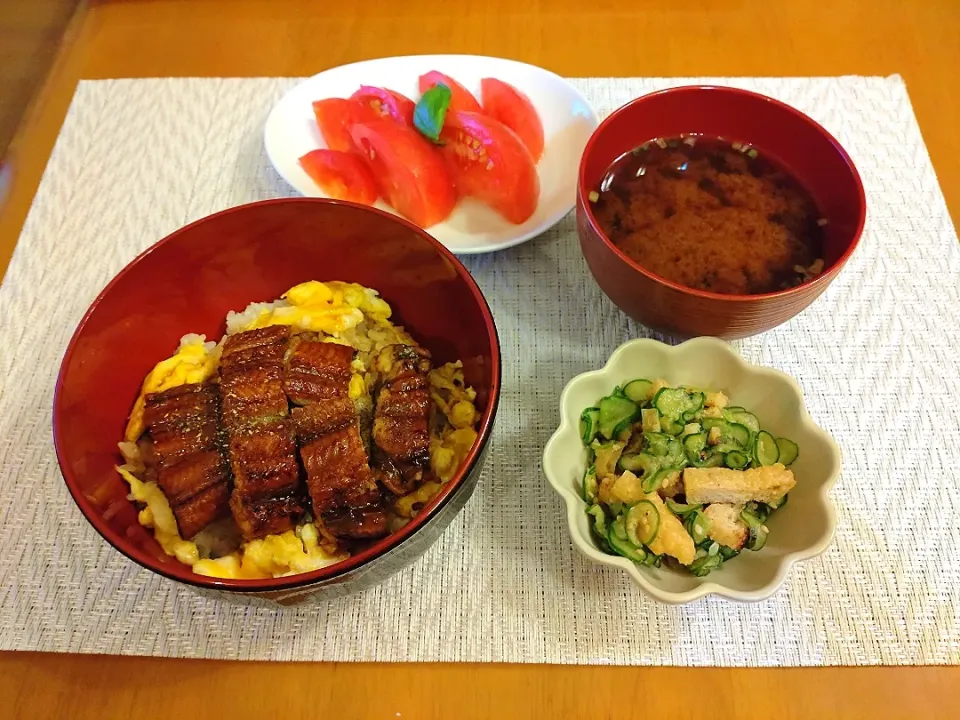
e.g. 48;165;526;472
480;78;545;162
349;119;457;228
299;149;378;204
438;111;539;224
350;86;416;126
311;98;382;152
312;98;358;152
418;71;483;114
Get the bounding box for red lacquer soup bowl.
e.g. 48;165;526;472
54;199;501;603
577;85;866;340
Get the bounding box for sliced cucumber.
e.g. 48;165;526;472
644;434;684;467
654;387;698;421
611;514;628;541
598;395;638;440
618;452;659;479
724;450;749;469
726;423;752;447
643;432;672;457
775;437;799;465
645;467;678;494
747;501;771;524
608;524;647;563
579;406;600;445
625;500;660;546
682;391;705;422
700;452;725;468
640;408;661;433
582;464;598;503
749;526;768;551
665;498;702;517
689;552;723;576
587;504;611;551
719;546;740;561
665;438;685;467
683;432;707;463
723;409;760;434
623;378;653;404
685;509;712;544
768;493;789;511
701;418;751;448
754;430;780;466
642;552;662;567
684;432;724;467
660;418;685;436
740;507;769;551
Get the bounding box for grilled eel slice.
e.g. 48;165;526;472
371;344;433;496
142;383;230;539
284;338;388;539
220;325;305;540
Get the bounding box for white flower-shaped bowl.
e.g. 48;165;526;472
542;337;840;604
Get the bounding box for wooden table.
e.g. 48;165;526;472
1;1;958;717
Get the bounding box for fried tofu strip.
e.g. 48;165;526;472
600;471;696;565
684;464;796;505
143;383;230;538
284;340;388;539
220;326;305;540
372;344;433;496
703;503;749;551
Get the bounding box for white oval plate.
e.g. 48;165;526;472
264;54;599;255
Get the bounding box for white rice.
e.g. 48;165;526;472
225;300;289;335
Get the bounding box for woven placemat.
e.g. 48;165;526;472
1;75;959;665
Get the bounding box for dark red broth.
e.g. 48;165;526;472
588;135;826;296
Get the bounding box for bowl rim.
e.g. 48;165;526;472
53;197;502;592
576;84;868;302
541;336;840;604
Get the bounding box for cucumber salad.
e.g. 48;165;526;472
580;378;799;576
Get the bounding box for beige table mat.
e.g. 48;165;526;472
1;75;959;664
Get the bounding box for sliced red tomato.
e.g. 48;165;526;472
312;98;359;152
418;71;483;114
311;98;383;152
480;78;545;162
350;86;416;126
438;111;540;224
349;119;457;228
298;149;378;204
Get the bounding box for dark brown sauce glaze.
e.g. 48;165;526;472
589;136;825;295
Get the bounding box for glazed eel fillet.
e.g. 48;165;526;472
372;344;433;496
220;325;306;540
143;383;230;539
284;339;388;539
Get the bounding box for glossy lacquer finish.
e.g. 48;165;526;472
577;86;867;340
53;199;501;601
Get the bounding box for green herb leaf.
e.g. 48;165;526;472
414;83;452;144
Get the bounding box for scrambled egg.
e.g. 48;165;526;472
124;334;220;442
115;280;479;580
192;524;346;579
428;361;479;482
116;464;346;579
228;280;392;336
117;465;200;566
